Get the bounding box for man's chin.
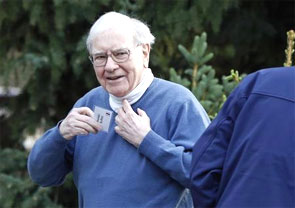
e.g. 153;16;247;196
109;89;129;97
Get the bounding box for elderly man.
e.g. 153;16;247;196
28;12;210;207
190;66;295;207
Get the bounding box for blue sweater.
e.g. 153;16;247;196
28;78;210;207
190;67;295;207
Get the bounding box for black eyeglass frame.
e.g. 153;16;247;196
89;48;131;67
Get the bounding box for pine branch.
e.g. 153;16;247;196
192;64;198;92
284;30;295;67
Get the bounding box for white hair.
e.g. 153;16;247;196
86;12;155;54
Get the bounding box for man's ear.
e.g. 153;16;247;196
142;44;151;68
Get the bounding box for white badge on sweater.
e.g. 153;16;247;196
94;106;113;132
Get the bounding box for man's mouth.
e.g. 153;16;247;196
107;75;124;81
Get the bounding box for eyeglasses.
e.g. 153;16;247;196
89;48;131;67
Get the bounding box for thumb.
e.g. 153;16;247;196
137;108;147;117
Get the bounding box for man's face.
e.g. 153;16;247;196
91;28;149;97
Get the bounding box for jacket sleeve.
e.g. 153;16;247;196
27;124;75;187
189;86;246;207
189;116;233;207
138;99;210;188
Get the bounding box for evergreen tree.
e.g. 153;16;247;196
0;0;293;207
170;33;245;119
0;149;62;207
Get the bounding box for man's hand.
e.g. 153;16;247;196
59;107;102;140
115;100;151;148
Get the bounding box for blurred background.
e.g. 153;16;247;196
0;0;294;207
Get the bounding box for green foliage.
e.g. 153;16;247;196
178;33;214;67
135;0;238;74
170;33;246;118
0;149;62;208
0;174;61;208
169;67;190;88
0;0;292;207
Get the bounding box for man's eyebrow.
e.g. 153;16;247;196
92;48;128;55
93;52;106;55
113;48;128;50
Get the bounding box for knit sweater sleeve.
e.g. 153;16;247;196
27;91;94;187
27;124;75;187
138;98;210;188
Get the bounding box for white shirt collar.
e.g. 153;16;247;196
109;68;154;112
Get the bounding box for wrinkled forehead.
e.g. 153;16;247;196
91;28;135;53
89;16;136;53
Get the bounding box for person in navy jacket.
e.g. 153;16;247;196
190;66;295;207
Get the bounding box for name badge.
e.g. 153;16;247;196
94;106;113;132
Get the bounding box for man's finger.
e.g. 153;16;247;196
115;115;120;125
137;108;146;117
122;99;134;113
73;126;89;135
73;120;98;134
117;108;128;124
76;114;101;132
75;107;95;118
114;126;121;133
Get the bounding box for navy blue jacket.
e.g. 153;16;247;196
190;67;295;207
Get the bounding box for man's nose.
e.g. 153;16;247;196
104;56;118;72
